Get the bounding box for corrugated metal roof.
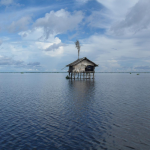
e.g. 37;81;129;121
66;57;98;67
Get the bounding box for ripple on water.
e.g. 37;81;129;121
0;73;150;149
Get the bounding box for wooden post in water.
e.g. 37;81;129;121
71;72;72;79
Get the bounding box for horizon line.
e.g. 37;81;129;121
0;72;150;73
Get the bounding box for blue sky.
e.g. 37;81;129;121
0;0;150;72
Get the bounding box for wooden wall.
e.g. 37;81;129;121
69;60;95;72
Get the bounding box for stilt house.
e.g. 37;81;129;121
66;57;98;79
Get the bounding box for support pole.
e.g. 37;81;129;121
71;72;72;79
74;72;75;79
93;72;94;79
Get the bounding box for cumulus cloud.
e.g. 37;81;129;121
1;0;149;72
19;28;44;40
18;27;64;57
110;0;150;36
0;0;13;5
44;43;64;51
8;16;32;33
34;9;84;39
0;6;52;32
44;45;64;57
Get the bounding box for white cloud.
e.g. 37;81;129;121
8;16;32;33
44;46;64;57
87;0;139;32
86;11;112;29
1;0;149;72
19;28;44;41
134;66;150;70
0;0;13;5
44;43;65;51
0;55;23;65
110;0;150;37
0;39;2;45
35;36;64;57
34;9;84;39
96;0;138;18
0;55;41;70
76;0;90;4
74;34;150;72
0;6;53;33
19;27;64;57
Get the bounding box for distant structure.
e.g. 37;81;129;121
66;57;98;79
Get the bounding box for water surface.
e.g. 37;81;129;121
0;73;150;149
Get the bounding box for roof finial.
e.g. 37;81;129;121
75;40;80;59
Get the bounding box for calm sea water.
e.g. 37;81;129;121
0;73;150;150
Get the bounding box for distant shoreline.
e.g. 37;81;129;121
0;72;150;73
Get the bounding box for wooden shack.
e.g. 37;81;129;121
66;57;98;79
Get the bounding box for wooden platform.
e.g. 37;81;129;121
68;71;95;79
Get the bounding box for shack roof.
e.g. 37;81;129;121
66;57;98;67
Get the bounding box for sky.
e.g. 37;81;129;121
0;0;150;72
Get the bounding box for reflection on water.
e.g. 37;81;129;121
68;80;95;109
64;79;108;149
0;73;150;149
